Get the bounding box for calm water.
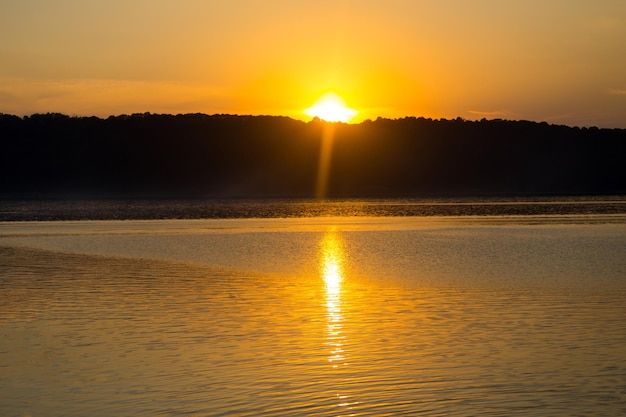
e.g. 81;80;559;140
1;200;626;416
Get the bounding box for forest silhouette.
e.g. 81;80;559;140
1;112;624;198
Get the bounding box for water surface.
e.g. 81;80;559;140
1;211;625;416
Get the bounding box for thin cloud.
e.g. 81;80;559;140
0;78;232;116
609;89;626;95
467;110;511;119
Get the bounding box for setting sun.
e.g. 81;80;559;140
304;93;358;123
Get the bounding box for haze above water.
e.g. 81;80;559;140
1;199;625;416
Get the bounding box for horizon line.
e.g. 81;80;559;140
1;111;622;130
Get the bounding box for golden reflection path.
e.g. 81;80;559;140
319;229;358;414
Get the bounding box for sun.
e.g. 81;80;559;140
304;92;358;123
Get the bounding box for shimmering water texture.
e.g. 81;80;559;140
1;215;626;416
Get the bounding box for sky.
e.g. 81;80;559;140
1;0;625;127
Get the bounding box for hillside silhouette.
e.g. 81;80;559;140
1;113;624;198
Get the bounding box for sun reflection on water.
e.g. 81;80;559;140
320;230;359;414
321;230;345;367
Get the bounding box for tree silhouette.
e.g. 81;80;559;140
0;113;624;198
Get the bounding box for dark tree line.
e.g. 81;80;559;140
1;112;624;198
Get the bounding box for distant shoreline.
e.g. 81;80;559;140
1;196;625;222
2;113;625;199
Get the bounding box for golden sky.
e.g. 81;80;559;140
1;0;625;127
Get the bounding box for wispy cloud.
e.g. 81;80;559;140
467;110;511;119
0;78;231;116
609;89;626;95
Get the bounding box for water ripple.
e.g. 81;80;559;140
1;222;625;416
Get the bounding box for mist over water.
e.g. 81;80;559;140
1;199;625;416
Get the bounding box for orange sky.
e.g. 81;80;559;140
1;0;625;127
